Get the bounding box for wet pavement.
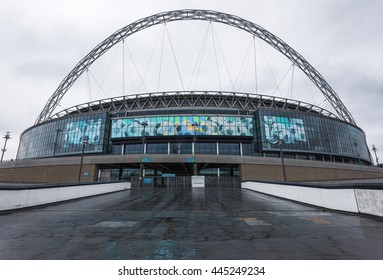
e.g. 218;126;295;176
0;187;383;259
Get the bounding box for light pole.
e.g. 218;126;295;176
78;140;88;183
372;145;379;166
139;121;148;187
191;122;199;153
325;138;332;162
279;140;287;182
191;122;199;175
354;141;360;165
53;129;62;157
140;121;148;154
1;132;11;162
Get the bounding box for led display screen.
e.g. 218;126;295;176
111;116;253;138
263;115;306;144
63;118;103;147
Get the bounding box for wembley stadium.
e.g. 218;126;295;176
1;9;382;186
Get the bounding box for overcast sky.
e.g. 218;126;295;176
1;0;382;163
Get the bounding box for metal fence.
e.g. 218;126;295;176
205;176;241;188
131;176;240;188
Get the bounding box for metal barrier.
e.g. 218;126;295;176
205;176;241;188
131;176;240;188
131;177;141;188
165;177;192;188
131;176;191;188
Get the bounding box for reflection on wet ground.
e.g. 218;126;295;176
0;187;383;259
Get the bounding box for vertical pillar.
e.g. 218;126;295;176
193;163;198;175
140;163;144;187
279;143;287;182
118;168;123;181
239;164;247;181
98;169;102;182
240;142;243;156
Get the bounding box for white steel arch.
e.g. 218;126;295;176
35;9;355;125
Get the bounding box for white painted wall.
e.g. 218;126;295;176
354;189;383;217
242;181;362;214
0;182;130;211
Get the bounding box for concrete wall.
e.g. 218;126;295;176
0;156;101;183
240;160;383;182
0;181;130;211
242;181;383;217
0;164;99;184
354;189;383;217
2;154;383;184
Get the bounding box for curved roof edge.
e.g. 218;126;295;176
49;91;339;120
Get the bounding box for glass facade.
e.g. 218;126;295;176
17;109;370;165
171;142;192;154
242;143;253;156
147;143;168;154
124;143;144;154
17;112;109;159
219;142;240;155
195;142;217;155
257;109;370;162
111;115;254;138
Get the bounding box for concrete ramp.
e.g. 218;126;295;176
0;181;130;211
243;181;383;217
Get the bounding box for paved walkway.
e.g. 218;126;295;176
0;188;383;259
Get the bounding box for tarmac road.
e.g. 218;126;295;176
0;187;383;259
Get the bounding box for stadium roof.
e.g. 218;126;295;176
50;91;338;120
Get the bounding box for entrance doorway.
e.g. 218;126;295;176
99;163;240;188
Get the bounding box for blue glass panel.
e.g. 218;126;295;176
111;115;254;138
263;115;307;144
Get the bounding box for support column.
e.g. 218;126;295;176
279;143;287;182
193;163;198;175
140;163;144;187
239;164;247;181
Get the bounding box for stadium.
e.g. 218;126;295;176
1;9;382;186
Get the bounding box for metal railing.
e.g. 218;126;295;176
131;176;240;188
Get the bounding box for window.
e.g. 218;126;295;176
124;143;144;154
199;168;218;176
242;143;253;156
111;144;122;154
147;143;168;154
171;142;192;154
195;142;217;155
219;143;240;155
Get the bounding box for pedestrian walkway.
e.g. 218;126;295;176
1;188;383;259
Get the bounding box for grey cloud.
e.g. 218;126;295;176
1;0;383;161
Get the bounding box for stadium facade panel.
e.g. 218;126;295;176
16;92;371;172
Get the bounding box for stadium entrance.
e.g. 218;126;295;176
130;176;241;188
98;163;240;188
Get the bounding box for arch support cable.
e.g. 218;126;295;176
36;9;355;125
